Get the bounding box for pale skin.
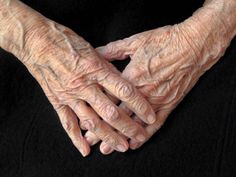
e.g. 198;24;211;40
0;0;157;156
0;0;235;157
84;0;236;154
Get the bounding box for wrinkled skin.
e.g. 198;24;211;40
85;6;234;154
1;0;236;157
24;20;159;156
0;0;157;157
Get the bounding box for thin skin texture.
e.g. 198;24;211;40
0;0;157;156
85;0;236;154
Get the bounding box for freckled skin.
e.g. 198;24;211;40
86;0;236;154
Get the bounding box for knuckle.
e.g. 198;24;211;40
61;118;74;133
116;82;135;100
106;42;117;55
100;104;119;121
85;58;101;70
54;104;64;112
80;119;99;132
66;76;87;91
95;70;111;83
121;125;138;137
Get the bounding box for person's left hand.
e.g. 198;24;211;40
83;6;231;153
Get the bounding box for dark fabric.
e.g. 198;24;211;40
0;0;236;177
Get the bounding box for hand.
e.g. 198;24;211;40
24;19;160;156
26;23;158;156
85;1;235;154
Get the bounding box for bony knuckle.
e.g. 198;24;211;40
101;104;119;121
106;42;116;55
62;119;73;133
121;125;138;137
85;58;101;70
116;82;135;100
80;119;97;131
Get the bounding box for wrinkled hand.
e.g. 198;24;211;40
85;4;232;154
21;19;157;156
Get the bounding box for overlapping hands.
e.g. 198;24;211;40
1;0;234;157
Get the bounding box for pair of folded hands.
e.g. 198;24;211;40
1;0;235;157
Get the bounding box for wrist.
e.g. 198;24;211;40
0;0;49;64
203;0;236;36
204;0;236;7
177;0;236;72
182;2;235;55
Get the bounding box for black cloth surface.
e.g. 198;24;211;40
0;0;236;177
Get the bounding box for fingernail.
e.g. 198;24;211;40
136;134;146;142
85;136;94;145
101;144;113;154
116;144;127;152
130;141;140;150
147;114;156;124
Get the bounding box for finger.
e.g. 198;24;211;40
93;114;145;155
84;102;135;154
56;105;90;157
96;36;140;60
102;68;121;105
104;89;120;104
97;71;156;124
100;141;115;155
146;109;170;135
82;100;144;154
82;101;135;153
84;86;148;143
129;109;171;150
80;122;87;130
69;100;129;152
100;126;130;155
84;131;100;146
96;42;131;61
119;102;133;116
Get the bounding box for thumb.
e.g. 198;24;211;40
96;37;137;61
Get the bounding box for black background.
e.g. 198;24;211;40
0;0;236;177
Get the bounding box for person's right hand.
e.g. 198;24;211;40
16;17;157;156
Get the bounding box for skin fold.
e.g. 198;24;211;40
84;0;236;154
0;0;157;156
0;0;235;156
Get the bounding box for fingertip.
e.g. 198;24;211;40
79;137;91;157
79;145;91;157
100;143;114;155
116;144;128;152
84;131;99;146
85;135;95;146
147;111;156;124
135;134;146;142
129;140;140;150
